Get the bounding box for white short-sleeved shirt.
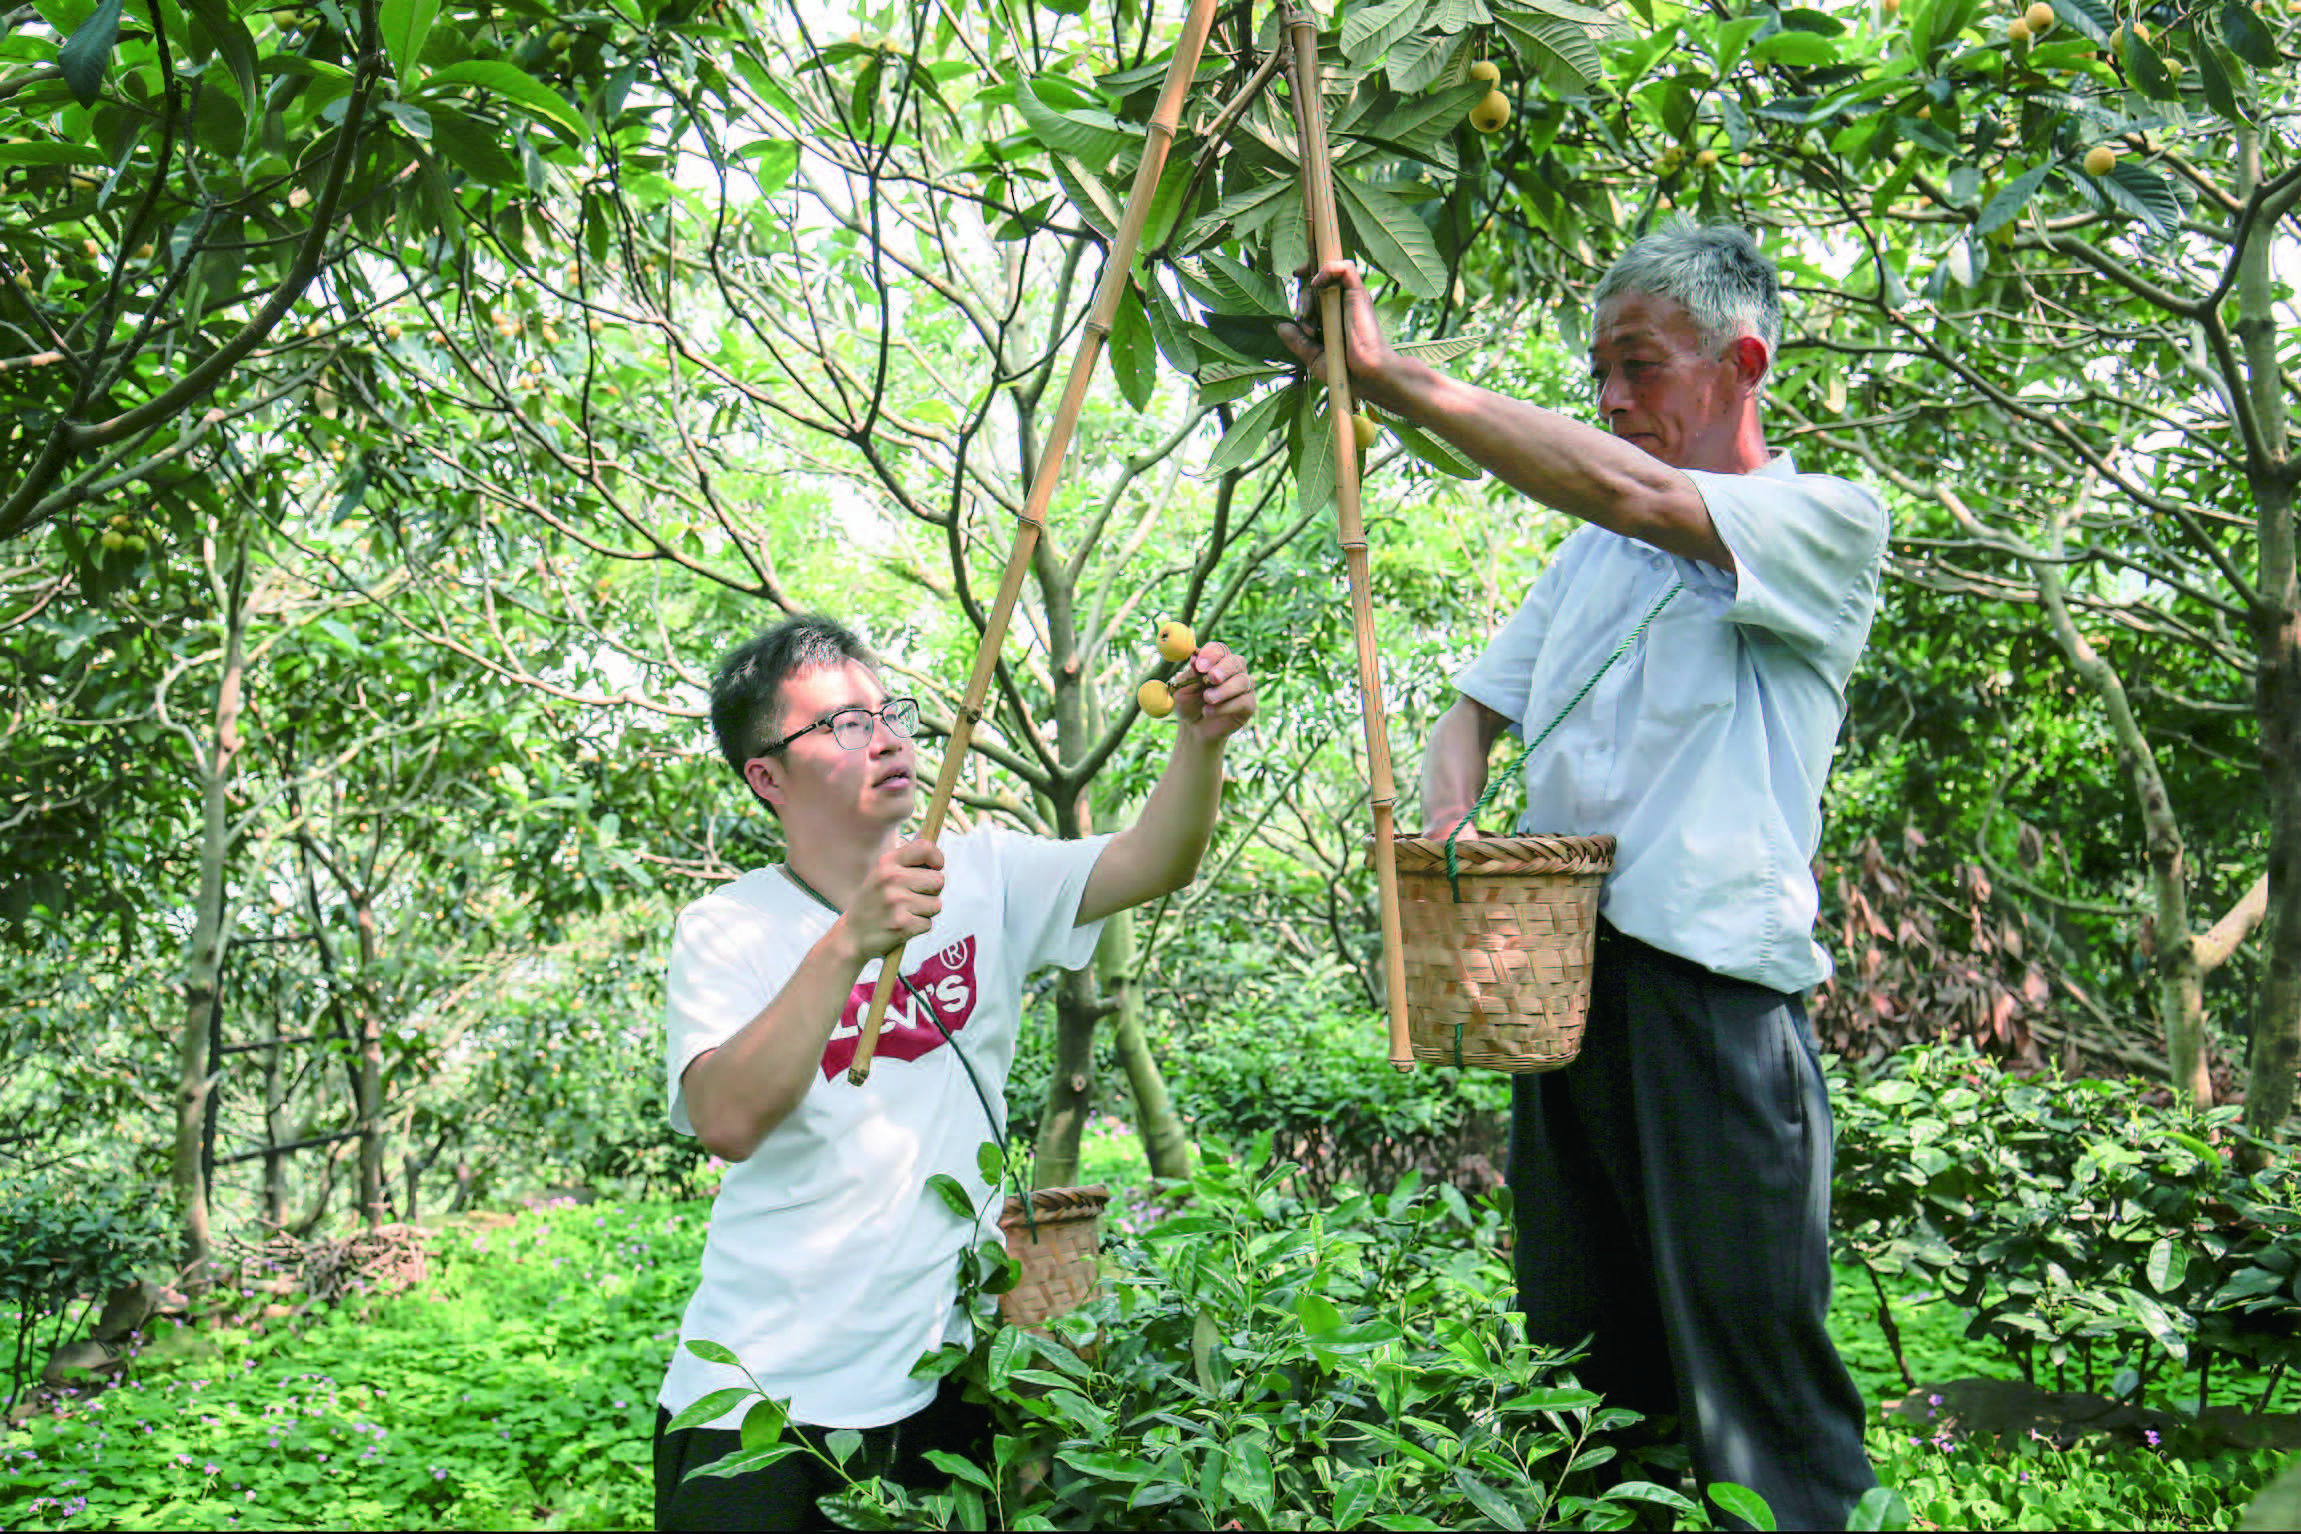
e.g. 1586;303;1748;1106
656;827;1113;1430
1453;455;1888;993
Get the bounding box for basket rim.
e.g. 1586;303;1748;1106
1389;832;1615;875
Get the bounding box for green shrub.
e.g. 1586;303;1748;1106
1020;955;1511;1202
0;1171;178;1412
1830;1045;2301;1410
684;1136;1785;1531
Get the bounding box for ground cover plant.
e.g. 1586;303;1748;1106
2;1202;696;1531
7;1053;2300;1530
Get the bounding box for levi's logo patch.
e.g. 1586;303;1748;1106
821;937;980;1080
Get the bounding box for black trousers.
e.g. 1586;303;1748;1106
652;1379;989;1532
1510;923;1876;1529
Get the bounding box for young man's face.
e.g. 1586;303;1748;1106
1588;289;1756;473
743;660;917;833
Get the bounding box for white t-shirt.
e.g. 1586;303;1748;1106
1453;455;1887;993
655;826;1114;1430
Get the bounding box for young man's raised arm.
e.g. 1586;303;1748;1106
1076;642;1256;927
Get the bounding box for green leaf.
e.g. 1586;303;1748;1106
1708;1482;1777;1531
976;1141;1003;1185
421;61;588;145
1143;277;1199;375
1604;1480;1701;1514
2146;1237;2189;1294
2221;0;2279;69
1175;252;1289;318
684;1338;740;1366
1332;175;1447;300
662;1389;750;1435
57;0;123;108
2095;160;2184;241
1752;31;1840;67
0;141;112;167
739;1397;786;1450
380;0;440;84
2194;36;2251;126
1494;10;1609;92
1334;1476;1379;1528
183;0;260;106
1975;163;2053;237
1012;77;1136;172
1342;0;1427;65
925;1173;976;1222
1847;1485;1912;1530
689;1444;801;1479
1296;391;1336;523
1109;286;1156;412
2119;30;2176;101
1050;155;1121;240
825;1428;863;1465
1454;1470;1529;1530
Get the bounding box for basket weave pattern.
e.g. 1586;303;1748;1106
1391;834;1615;1073
998;1185;1110;1330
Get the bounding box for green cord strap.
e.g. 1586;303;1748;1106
1441;579;1687;902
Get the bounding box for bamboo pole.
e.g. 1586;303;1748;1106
848;0;1221;1086
1284;7;1414;1070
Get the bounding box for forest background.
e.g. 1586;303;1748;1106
3;0;2300;1524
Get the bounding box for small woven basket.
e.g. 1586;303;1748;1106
1387;833;1615;1072
998;1185;1110;1331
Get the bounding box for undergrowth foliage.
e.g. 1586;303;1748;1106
1832;1045;2301;1413
683;1137;1799;1531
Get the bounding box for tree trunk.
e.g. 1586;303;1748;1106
1098;910;1191;1179
2030;509;2209;1104
2237;123;2299;1153
171;541;249;1287
353;892;385;1228
263;998;288;1226
1036;966;1100;1188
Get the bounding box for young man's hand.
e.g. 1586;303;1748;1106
840;839;945;960
1169;640;1256;745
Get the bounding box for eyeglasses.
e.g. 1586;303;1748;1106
757;697;921;755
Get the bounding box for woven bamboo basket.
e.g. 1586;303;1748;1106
998;1185;1110;1331
1386;834;1616;1072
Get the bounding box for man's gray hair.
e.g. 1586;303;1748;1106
1593;221;1781;360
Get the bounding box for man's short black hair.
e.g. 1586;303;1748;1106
709;615;880;781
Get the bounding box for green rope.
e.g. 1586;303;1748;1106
1436;579;1685;1066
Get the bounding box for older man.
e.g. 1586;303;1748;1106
1283;222;1883;1524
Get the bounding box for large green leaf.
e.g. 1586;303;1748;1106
1012;77;1137;172
56;0;122;108
1174;252;1289;318
1050;155;1121;240
1202;383;1295;477
1974;163;2052;238
1342;0;1428;65
2095;160;2184;241
380;0;440;85
420;61;588;145
1493;7;1607;93
1333;174;1447;300
1108;287;1157;412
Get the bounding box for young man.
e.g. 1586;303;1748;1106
1282;223;1883;1524
652;615;1253;1531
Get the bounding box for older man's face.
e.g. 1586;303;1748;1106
1588;290;1749;473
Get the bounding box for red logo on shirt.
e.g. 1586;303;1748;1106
820;937;980;1080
